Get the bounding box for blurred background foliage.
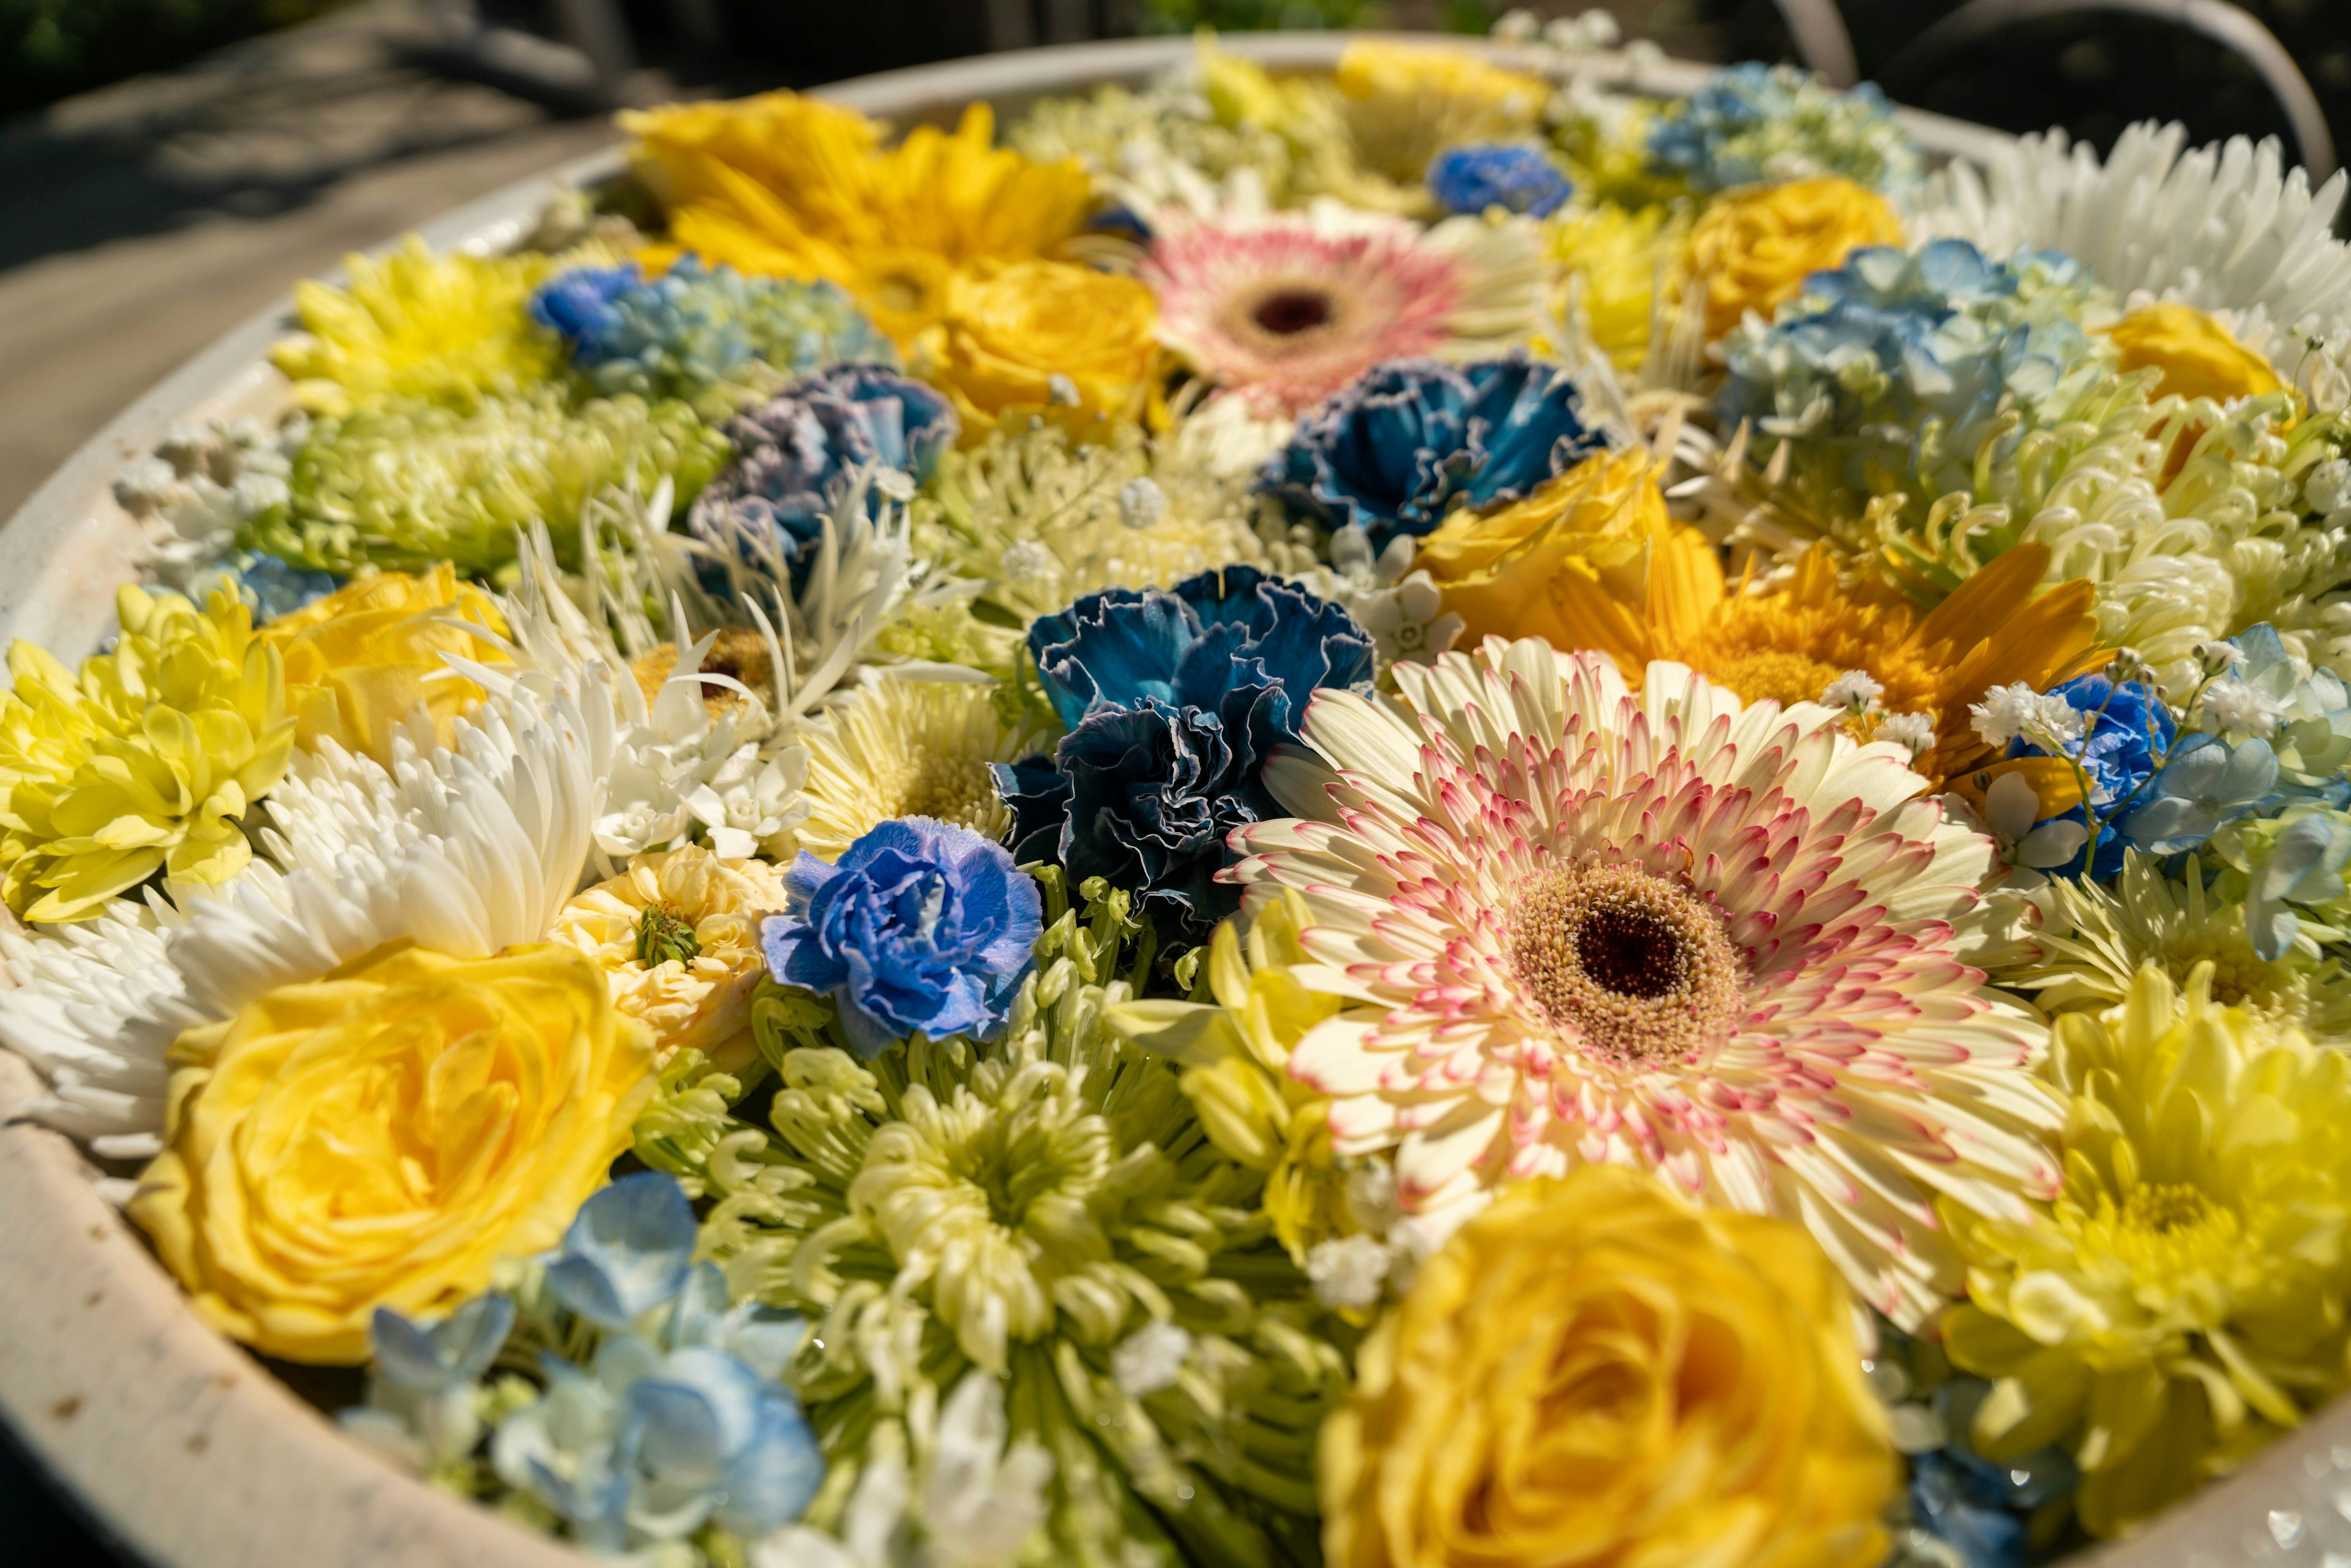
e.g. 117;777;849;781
3;0;347;111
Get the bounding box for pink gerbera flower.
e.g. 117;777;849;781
1143;200;1543;416
1229;637;2064;1326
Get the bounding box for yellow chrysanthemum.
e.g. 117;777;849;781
0;586;294;923
1323;1166;1894;1568
1943;962;2351;1537
2104;301;2285;405
793;678;1046;861
1423;479;2105;784
1331;40;1549;188
1684;173;1902;337
261;563;509;767
1105;888;1348;1264
269;236;558;416
625;94;1093;345
549;846;786;1073
912;259;1161;440
1545;203;1692;370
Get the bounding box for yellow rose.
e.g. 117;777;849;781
1414;448;1716;664
915;259;1160;440
1685;174;1902;337
2104;301;2284;405
261;563;509;765
130;942;654;1364
1322;1166;1894;1568
549;846;786;1073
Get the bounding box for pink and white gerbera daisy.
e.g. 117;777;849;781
1143;198;1543;417
1228;637;2064;1327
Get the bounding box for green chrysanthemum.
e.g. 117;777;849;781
1943;962;2351;1537
0;585;293;921
700;878;1349;1568
2000;849;2351;1038
239;388;732;578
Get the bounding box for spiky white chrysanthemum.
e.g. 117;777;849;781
1228;638;2064;1326
1914;122;2351;392
0;670;614;1163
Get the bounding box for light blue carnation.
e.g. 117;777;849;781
1426;143;1573;217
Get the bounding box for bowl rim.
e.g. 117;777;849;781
0;31;2310;1568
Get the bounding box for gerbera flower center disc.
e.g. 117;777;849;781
1507;863;1744;1064
1220;276;1352;359
1251;287;1336;336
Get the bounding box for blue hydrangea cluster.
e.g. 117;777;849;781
531;258;895;405
1425;143;1573;218
2008;673;2176;880
762;816;1043;1057
1259;354;1607;553
1644;62;1925;195
344;1174;822;1555
994;566;1374;925
688;364;956;590
1717;240;2113;523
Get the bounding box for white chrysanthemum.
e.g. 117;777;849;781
1914;121;2351;388
1229;638;2064;1326
795;677;1047;862
0;670;615;1162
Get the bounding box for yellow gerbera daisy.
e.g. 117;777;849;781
624;93;1093;346
1330;40;1550;188
793;678;1048;861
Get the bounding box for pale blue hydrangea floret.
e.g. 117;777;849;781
532;258;896;403
340;1293;517;1471
491;1173;822;1552
1425;143;1573;218
182;552;343;623
1644;62;1925;195
763;817;1044;1058
1718;240;2113;516
2218;623;2351;802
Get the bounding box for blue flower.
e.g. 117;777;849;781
532;258;895;404
544;1172;698;1332
687;364;957;590
369;1293;516;1395
185;552;344;623
1427;144;1573;218
2008;673;2176;879
1643;61;1924;195
2123;735;2279;854
2222;623;2351;803
762;817;1043;1057
1000;566;1373;923
1258;355;1605;553
1905;1382;2078;1568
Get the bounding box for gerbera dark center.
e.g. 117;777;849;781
1251;288;1334;336
1507;863;1743;1065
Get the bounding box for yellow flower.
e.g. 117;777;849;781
1684;174;1902;338
0;586;294;923
1322;1165;1894;1568
269;236;559;416
129;942;654;1364
1104;889;1346;1262
260;563;510;766
549;846;786;1074
626;94;1093;345
2104;301;2285;405
1545;203;1692;370
1332;41;1549;187
913;260;1161;440
1942;963;2351;1537
794;678;1045;861
1423;481;2105;784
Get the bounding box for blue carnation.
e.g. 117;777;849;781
532;258;895;404
687;364;956;591
2008;673;2176;879
762;816;1042;1057
998;566;1373;923
1259;354;1605;553
1427;143;1573;218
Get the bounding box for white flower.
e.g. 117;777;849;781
1969;682;2084;749
1308;525;1466;672
996;539;1053;581
1875;711;1937;757
1117;476;1168;531
1821;669;1884;713
1978;771;2091;872
116;413;309;590
2203;676;2288;738
1109;1321;1194;1397
1303;1234;1393;1311
2308;457;2351;517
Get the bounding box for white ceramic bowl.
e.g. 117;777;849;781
0;34;2332;1568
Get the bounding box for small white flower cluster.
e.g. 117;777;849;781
1302;524;1466;675
1298;1163;1482;1312
1969;681;2087;751
111;413;310;592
